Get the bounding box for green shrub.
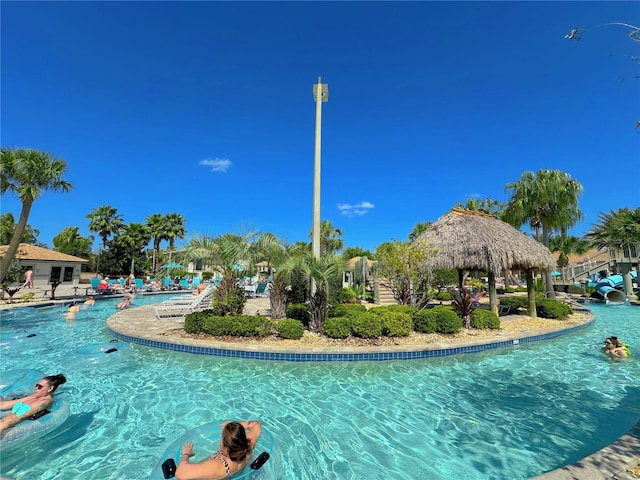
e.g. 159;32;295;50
515;287;528;292
435;291;452;301
201;271;215;281
184;309;214;333
276;319;304;339
432;307;463;334
285;303;310;325
20;293;35;301
370;305;418;317
324;316;352;339
337;287;358;304
229;316;265;337
496;288;505;294
203;315;235;336
470;309;500;329
372;311;412;337
566;284;584;295
351;313;383;339
536;298;572;319
499;296;528;311
504;287;516;293
210;294;245;316
413;309;438;333
329;303;367;318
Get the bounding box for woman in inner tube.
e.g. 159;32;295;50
176;420;262;480
0;373;67;435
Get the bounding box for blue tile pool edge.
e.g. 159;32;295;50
107;315;595;362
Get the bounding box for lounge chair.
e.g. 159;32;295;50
255;281;269;297
153;291;212;320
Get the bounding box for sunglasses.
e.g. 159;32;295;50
35;383;45;390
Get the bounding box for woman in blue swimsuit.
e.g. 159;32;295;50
0;373;66;435
175;420;262;480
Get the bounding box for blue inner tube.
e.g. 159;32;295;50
0;400;70;448
150;423;278;480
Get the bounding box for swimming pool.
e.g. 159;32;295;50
0;298;638;479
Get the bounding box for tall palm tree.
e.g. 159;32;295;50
119;223;151;275
408;221;432;242
309;220;344;255
549;234;590;269
0;213;40;246
163;213;186;260
52;226;94;259
146;213;167;273
586;208;640;298
503;170;583;298
0;148;72;283
86;205;124;275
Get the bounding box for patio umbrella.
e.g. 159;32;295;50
551;271;561;276
414;209;555;317
161;262;183;269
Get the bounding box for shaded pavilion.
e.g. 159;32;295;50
414;209;556;318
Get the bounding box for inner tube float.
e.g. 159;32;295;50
0;399;70;448
0;369;44;397
63;339;133;369
150;423;278;480
0;331;47;352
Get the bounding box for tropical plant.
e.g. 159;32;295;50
548;234;590;268
341;246;375;260
503;169;583;298
146;213;167;273
52;226;94;259
163;212;186;260
586;207;640;274
0;213;40;246
252;233;290;319
119;223;152;275
408;221;432;242
0;259;23;303
448;287;485;329
309;220;344;255
0;148;72;283
86;205;124;274
374;240;431;305
453;197;503;218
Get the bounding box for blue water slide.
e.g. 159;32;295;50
595;272;636;303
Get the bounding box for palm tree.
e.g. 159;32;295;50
146;213;168;273
408;221;432;242
52;226;94;259
0;213;40;245
503;170;583;298
302;253;344;333
86;204;124;275
253;233;290;319
549;234;590;269
0;148;72;283
586;208;640;298
119;223;151;275
163;213;186;260
309;220;344;255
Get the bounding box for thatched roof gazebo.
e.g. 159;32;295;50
414;209;556;318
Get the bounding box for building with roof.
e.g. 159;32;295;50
0;243;88;287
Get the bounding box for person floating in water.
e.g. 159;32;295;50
602;336;630;358
175;420;262;480
116;296;132;310
66;301;80;320
0;374;67;435
83;296;95;309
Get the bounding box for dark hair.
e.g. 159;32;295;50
43;374;67;392
222;422;251;462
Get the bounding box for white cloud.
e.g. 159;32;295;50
337;201;375;217
199;157;232;173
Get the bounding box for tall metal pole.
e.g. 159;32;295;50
311;77;328;295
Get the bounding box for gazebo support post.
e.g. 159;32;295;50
526;268;537;319
458;269;465;289
488;271;498;316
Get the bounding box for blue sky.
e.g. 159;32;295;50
2;1;639;253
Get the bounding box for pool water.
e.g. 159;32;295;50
0;297;638;479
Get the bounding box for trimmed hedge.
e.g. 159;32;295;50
324;316;352;339
536;298;572;319
432;306;463;333
499;296;528;311
372;311;412;337
351;313;383;339
285;303;310;325
329;303;367;318
184;309;214;333
470;309;500;329
369;305;418;317
434;291;452;301
276;319;304;339
413;310;437;333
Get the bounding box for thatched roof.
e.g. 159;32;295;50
414;209;555;275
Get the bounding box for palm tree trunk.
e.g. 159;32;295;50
269;278;287;319
526;269;537;318
541;226;556;299
0;201;33;284
308;289;328;333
